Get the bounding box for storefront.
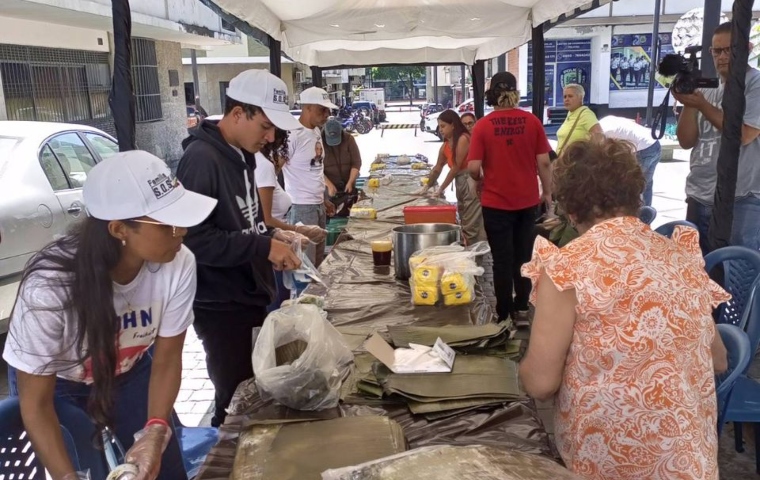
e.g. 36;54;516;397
527;39;592;108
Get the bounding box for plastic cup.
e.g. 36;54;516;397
371;239;392;267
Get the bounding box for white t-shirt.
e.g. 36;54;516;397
283;126;325;205
3;246;197;383
255;153;292;222
599;115;657;152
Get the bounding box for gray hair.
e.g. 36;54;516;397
564;83;585;100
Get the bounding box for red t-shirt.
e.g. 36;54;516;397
467;109;551;211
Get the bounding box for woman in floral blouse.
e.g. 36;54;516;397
519;137;729;480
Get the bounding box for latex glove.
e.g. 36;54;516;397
269;239;302;271
273;229;310;248
61;472;90;480
431;188;445;198
125;424;172;480
325;199;336;217
295;224;327;244
413;186;429;196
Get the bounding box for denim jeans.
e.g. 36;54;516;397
686;195;760;253
733;195;760;250
9;354;186;479
637;142;661;207
289;203;326;266
481;205;537;320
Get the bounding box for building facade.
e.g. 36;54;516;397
0;0;239;162
518;0;757;117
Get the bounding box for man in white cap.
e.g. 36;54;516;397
283;86;339;266
176;69;303;427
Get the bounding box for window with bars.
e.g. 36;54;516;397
131;38;162;123
0;44;111;126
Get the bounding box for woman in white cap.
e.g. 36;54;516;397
3;151;217;480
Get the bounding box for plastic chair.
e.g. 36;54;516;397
0;397;99;477
637;205;657;225
704;246;760;329
718;274;760;473
653;220;698;238
0;398;217;479
715;324;752;432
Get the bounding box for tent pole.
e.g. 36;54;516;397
702;0;723;78
531;25;546;121
433;67;439;105
708;0;754;251
269;37;282;78
473;60;485;118
311;66;323;88
645;0;662;126
109;0;136;151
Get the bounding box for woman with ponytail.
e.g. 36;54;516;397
3;151;217;480
466;71;554;323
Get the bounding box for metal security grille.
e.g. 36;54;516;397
0;44;113;133
132;38;162;123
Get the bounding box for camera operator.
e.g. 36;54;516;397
674;22;760;253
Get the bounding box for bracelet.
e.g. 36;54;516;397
145;417;169;429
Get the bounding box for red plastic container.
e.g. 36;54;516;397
403;205;457;225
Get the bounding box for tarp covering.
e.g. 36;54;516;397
206;0;610;66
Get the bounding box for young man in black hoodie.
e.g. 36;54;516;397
177;69;304;427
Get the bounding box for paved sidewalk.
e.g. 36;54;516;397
176;328;215;427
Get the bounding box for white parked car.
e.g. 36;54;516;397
0;121;120;333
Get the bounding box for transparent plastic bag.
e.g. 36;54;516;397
282;236;329;299
252;304;353;410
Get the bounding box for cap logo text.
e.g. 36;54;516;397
148;173;176;199
273;88;288;105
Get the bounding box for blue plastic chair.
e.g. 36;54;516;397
715;324;752;432
0;397;98;477
637;206;657;225
704;246;760;328
717;274;760;473
653;220;698;238
0;398;217;479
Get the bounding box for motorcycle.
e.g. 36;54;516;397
342;111;373;134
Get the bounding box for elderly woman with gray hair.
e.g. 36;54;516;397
556;84;603;154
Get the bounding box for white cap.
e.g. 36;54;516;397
299;87;340;110
83;150;217;227
226;69;303;131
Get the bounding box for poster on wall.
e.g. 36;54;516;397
610;33;674;90
528;39;591;108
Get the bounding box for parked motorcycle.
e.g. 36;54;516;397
341;111;373;134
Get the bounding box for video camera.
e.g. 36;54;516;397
658;45;719;94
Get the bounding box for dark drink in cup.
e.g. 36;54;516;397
371;240;392;266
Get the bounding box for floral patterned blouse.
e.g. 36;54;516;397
522;216;730;480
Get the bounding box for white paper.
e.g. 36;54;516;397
391;342;453;374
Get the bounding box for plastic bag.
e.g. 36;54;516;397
252;304;353;410
283;237;329;299
409;242;490;307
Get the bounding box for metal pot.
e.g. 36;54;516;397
392;223;461;279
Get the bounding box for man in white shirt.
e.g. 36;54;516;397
284;87;339;266
599;115;661;207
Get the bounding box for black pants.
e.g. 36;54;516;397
482;205;538;320
193;306;267;427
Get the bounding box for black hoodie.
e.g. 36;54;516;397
177;120;275;312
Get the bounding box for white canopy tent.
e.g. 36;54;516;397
206;0;610;67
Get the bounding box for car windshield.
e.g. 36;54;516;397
0;136;20;177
